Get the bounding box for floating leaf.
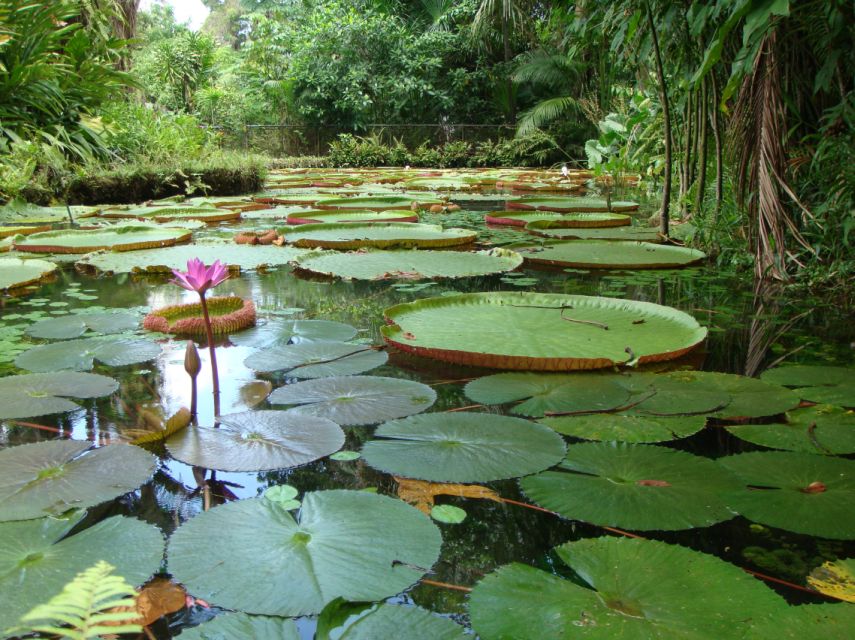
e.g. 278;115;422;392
314;195;442;210
167;491;442;616
430;505;467;523
135;577;187;626
515;240;705;269
244;341;388;378
317;603;467;640
807;558;855;603
129;407;192;446
286;209;418;224
525;220;662;241
540;413;706;443
179;613;299;640
15;336;161;372
166;410;344;472
0;257;58;291
330;450;360;461
0;371;118;419
521;442;740;530
229;318;357;348
382;292;707;371
760;365;852;387
14;225;192;254
281;223;476;250
469;537;784;640
362;412;566;483
264;484;299;503
395;477;501;514
268;375;435;425
26;311;139;339
621;371;732;415
719;451;855;539
750;604;855;639
662;371;802;419
726;405;855;453
507;195;639;212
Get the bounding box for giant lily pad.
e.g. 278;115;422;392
229;319;357;348
286;209;418;225
507;196;639;212
26;310;139;339
487;211;630;228
361;412;566;482
281;223;476;250
0;440;156;521
525;219;663;242
515;240;705;269
76;243;307;275
179;614;299;640
0;258;58;291
102;205;240;224
520;442;740;530
268;376;436;425
167;490;442;616
469;537;784;640
381;292;707;371
0;199;95;225
15;336;161;372
166;410;344;472
464;372;632;417
292;248;522;281
726;405;855;453
719;451;855;539
0;514;164;635
0;224;51;239
484;211;564;226
315;196;442;210
244;342;388;378
14;225;192;254
0;371;118;419
540;413;707;443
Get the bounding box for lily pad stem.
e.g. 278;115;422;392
198;293;220;417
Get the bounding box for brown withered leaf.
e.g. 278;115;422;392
395;476;502;514
129;407;191;445
135;578;187;625
239;380;273;408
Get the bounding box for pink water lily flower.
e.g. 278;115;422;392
171;259;229;294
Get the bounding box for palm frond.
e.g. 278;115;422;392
516;96;580;136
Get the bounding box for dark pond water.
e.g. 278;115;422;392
1;186;853;638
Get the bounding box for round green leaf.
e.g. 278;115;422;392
15;336;161;372
286;209;418;224
26;311;139;339
622;371;732;415
540;413;706;443
244;341;388;378
469;536;784;640
166;410;345;472
229;319;357;348
321;603;468;640
520;442;740;531
759;365;852;387
281;223;476;250
167;490;442;616
0;371;118;420
268;376;436;425
430;505;467;524
264;484;299;503
515;240;706;269
719;451;855;539
362;412;566;483
726;404;855;453
381;292;707;371
330;450;361;461
0;258;58;290
797;383;855;408
314;196;442;210
508;195;639;212
525;220;662;241
0;440;157;521
14;225;192;254
179;613;299;640
751;604;855;640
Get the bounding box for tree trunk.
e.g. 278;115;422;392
502;13;516;124
646;1;670;237
696;78;709;216
709;73;723;220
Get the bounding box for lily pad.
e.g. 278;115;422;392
664;371;801;419
26;310;139;339
315;195;442;210
540;413;707;443
229;319;357;348
0;258;58;291
0;371;118;419
751;604;855;640
760;365;855;407
281;223;477;250
286;210;419;225
14;225;192;254
0;440;156;521
515;240;705;269
520;442;740;530
166;410;345;472
268;376;436;425
0;224;51;239
484;211;564;226
807;558;855;603
620;371;732;415
244;342;388;378
719;451;855;539
179;613;298;640
0;199;94;225
726;405;855;453
0;515;164;635
320;603;468;640
464;372;632;417
361;412;566;483
507;196;639;212
15;336;161;372
489;211;630;228
292;248;523;281
525;219;663;241
167;490;442;616
102;206;240;224
469;536;784;640
381;292;707;371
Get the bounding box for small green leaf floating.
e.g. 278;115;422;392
726;404;855;454
268;375;436;426
264;484;299;503
361;412;566;483
244;342;388;378
540;413;706;443
0;514;164;634
431;505;467;524
719;451;855;540
229;319;357;349
0;371;118;420
317;602;468;640
167;490;442;617
15;337;161;372
166;411;345;472
520;442;741;531
468;537;785;640
330;450;361;461
0;440;157;521
26;311;140;339
177;613;299;640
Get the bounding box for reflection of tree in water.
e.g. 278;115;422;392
744;279;811;377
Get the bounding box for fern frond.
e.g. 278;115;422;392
517;97;580;136
15;561;142;640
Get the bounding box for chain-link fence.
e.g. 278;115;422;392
204;124;517;157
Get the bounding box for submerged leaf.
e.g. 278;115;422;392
395;477;501;514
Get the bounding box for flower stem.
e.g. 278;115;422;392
198;293;221;417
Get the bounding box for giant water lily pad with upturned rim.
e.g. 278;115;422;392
726;404;855;453
285;209;419;225
0;514;164;635
14;336;161;372
101;206;240;224
281;223;477;250
0;440;157;521
361;412;566;483
143;296;256;336
468;536;785;640
0;371;118;419
14;225;192;254
381;292;707;371
0;257;58;291
515;240;706;269
0;224;51;239
314;195;442;210
486;210;631;228
167;490;442;617
520;442;740;530
268;375;436;425
292;248;523;281
244;341;388;378
507;196;639;212
165;410;345;472
0;199;98;225
525;219;663;242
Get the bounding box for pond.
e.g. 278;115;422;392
1;169;853;638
